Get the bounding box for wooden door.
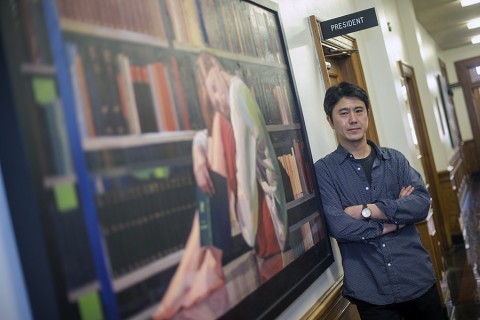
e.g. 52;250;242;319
455;56;480;170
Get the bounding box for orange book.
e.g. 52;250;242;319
293;139;308;194
152;62;178;131
148;0;167;39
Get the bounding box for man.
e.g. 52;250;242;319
314;82;445;319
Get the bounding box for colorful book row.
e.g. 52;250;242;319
56;0;167;39
278;139;315;202
55;0;285;65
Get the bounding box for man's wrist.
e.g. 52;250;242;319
361;204;372;219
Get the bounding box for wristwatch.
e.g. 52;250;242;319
361;204;372;219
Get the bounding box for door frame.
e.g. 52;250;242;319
455;56;480;162
309;15;379;145
399;61;451;251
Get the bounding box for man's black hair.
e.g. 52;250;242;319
324;82;370;118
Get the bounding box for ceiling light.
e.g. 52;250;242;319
461;0;480;6
468;18;480;29
477;66;480;75
472;35;480;44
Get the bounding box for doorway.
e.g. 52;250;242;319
398;61;450;251
399;62;450;304
455;56;480;173
309;16;379;145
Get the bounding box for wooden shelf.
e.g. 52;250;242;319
286;193;315;210
289;210;319;230
67;280;99;302
82;131;197;151
20;63;56;75
172;42;287;69
43;174;76;188
61;19;169;47
267;123;301;132
88;156;192;177
112;249;184;292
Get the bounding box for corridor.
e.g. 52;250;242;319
446;173;480;320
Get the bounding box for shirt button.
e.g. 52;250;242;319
387;263;391;267
366;187;369;190
362;237;365;240
382;244;386;247
357;167;361;170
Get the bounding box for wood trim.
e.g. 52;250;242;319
309;15;330;88
448;143;469;206
416;211;445;304
301;278;359;320
438;169;462;238
463;139;480;174
454;56;480;162
308;16;379;145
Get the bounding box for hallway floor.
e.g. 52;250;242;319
445;173;480;320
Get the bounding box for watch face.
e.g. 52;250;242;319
361;207;372;218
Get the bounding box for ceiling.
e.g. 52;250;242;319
411;0;480;50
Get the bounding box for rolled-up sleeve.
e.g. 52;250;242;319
375;153;430;224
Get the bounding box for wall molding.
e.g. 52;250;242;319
301;277;359;320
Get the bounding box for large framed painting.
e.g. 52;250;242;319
7;0;334;319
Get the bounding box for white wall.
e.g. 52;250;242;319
271;0;462;317
271;1;351;318
395;0;451;170
0;163;32;320
354;0;425;175
272;0;430;317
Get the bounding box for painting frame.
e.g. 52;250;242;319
5;0;336;318
165;1;335;318
436;74;461;148
213;1;335;318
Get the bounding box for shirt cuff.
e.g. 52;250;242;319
376;200;398;223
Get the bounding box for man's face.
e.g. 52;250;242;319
205;66;230;116
327;97;369;145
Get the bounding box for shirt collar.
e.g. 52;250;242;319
333;140;390;164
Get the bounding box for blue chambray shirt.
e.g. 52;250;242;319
314;141;436;305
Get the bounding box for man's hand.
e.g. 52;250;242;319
193;144;215;196
399;185;414;198
381;185;413;234
382;223;406;235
